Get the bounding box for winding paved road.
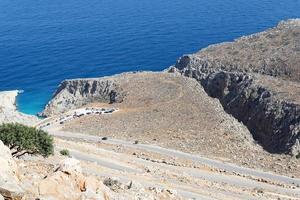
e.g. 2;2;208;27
47;129;300;199
50;130;300;185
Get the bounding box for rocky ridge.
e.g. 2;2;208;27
169;19;300;155
171;19;300;82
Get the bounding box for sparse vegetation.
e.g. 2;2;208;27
60;149;70;157
0;123;54;158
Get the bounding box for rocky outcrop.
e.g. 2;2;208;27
35;157;183;200
169;19;300;155
57;158;82;174
0;140;24;200
41;78;125;117
0;91;39;126
38;158;109;200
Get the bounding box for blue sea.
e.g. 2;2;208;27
0;0;299;115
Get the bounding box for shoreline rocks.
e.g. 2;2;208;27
0;91;39;126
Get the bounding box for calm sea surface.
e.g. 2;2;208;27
0;0;299;114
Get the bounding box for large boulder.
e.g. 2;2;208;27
38;171;86;200
0;140;24;200
57;158;82;174
38;158;109;200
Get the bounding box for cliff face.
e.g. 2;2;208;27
0;140;24;200
41;78;125;117
169;19;300;155
203;72;300;154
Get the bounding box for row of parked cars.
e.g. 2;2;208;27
59;107;118;124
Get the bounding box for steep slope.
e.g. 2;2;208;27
169;19;300;155
0;140;24;200
202;72;300;154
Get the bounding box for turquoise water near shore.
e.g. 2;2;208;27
0;0;299;115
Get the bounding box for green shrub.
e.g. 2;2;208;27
0;123;54;158
60;149;70;157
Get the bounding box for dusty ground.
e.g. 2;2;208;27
45;72;300;178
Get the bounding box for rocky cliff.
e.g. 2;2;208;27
203;72;300;154
169;19;300;155
0;140;24;200
41;77;126;117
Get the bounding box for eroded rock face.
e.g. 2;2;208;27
41;78;125;117
0;140;24;200
38;158;108;200
202;72;300;154
169;19;300;155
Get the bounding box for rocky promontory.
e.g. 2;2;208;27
169;19;300;155
41;77;125;117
